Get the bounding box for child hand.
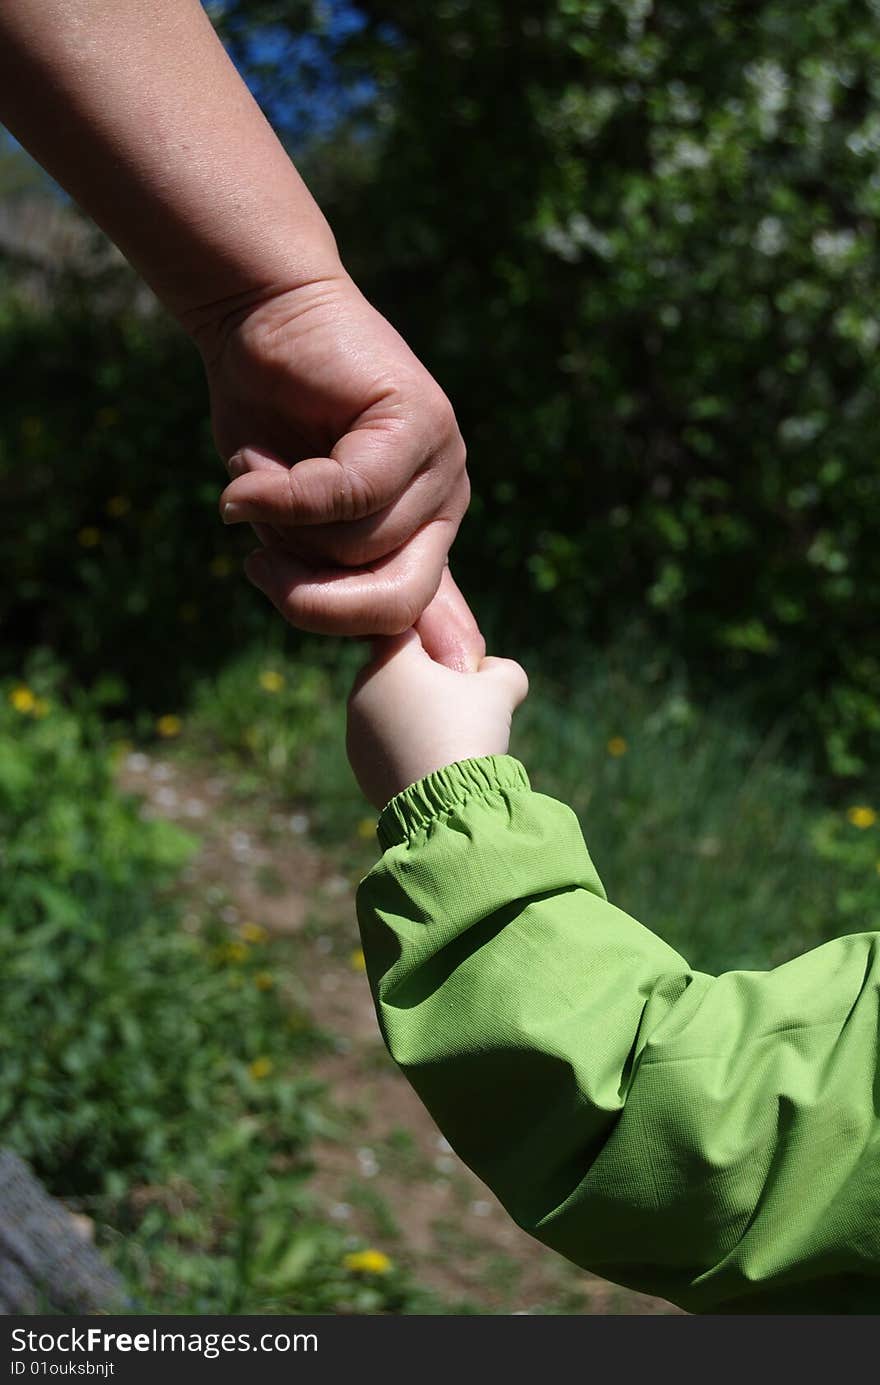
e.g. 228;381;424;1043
347;629;529;810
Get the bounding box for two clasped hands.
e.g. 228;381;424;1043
8;1;879;1314
0;0;526;814
210;270;528;812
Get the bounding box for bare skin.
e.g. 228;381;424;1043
347;626;528;809
0;0;475;662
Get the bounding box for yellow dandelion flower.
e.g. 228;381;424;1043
240;921;268;944
607;736;628;758
357;817;376;841
349;948;367;973
259;670;285;693
77;527;101;549
105;495;131;518
178;602;199;624
210;555;234;578
219;940;248;965
9;685;36;714
254;971;274;991
156;714;182;739
343;1249;392;1276
847;806;877;830
32;698;50;719
248;1056;273;1080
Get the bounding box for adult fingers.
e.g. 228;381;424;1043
223;469;470;569
243;519;453;637
225;448;283;480
221;449;286;549
221;400;465;529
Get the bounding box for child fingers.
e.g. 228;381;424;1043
478;656;530;707
348;628;424;703
367;628;426;670
415;567;486;672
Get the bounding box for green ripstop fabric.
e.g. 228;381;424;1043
356;754;880;1314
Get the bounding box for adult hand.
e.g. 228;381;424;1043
207;272;470;640
0;3;471;650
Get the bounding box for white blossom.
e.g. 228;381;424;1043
754;216;786;257
812;228;857;266
745;59;789;138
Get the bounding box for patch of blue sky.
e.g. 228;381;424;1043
1;0;394;194
218;0;389;146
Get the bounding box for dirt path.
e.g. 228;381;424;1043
119;750;681;1316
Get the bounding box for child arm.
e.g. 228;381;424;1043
358;756;880;1313
349;635;880;1314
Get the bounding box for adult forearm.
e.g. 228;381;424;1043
0;0;342;330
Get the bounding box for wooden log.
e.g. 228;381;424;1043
0;1151;126;1314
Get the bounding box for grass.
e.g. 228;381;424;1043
515;654;866;972
3;634;880;1313
0;662;450;1314
177;635;880;973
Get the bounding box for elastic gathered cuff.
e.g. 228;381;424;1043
376;755;531;850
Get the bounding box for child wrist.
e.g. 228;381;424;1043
377;755;530;849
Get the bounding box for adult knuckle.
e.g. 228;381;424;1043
278;585;325;633
449;421;467;471
425;382;454;424
334;462;377;523
287;460;377;524
426;404;467;485
434;391;465;453
286;466;308;518
396;585;426;632
454;469;472;518
366;591;410;636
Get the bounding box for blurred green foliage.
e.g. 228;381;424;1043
0;659;199;1192
181;640;363;837
0;664;444;1312
186;638;880;975
514;650;880;971
4;638;879;1308
4;2;880;1310
3;2;880;776
0;306;270;709
312;0;880;776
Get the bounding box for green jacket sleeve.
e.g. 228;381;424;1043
355;754;880;1314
